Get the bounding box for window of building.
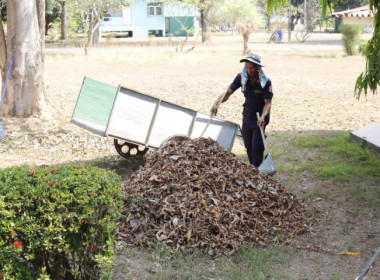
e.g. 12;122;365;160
148;2;162;16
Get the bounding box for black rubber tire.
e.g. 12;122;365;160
113;139;149;159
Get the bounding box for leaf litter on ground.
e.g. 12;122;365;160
118;136;314;255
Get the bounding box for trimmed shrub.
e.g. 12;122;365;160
339;24;363;55
358;40;368;55
0;164;122;279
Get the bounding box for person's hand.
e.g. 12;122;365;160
210;104;218;118
257;117;265;128
210;91;230;118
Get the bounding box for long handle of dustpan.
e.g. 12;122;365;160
256;112;266;150
200;117;213;137
356;246;380;280
201;90;229;137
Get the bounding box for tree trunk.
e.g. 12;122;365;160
0;14;7;73
85;29;93;55
45;20;51;36
243;34;250;54
200;11;210;43
60;0;67;40
334;18;341;33
93;27;99;46
85;17;95;56
1;0;46;117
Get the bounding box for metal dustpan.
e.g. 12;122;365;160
256;112;276;176
259;152;276;175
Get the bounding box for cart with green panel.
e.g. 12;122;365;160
71;77;239;159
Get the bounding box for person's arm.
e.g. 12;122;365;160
257;98;272;128
210;87;235;117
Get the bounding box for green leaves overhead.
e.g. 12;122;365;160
355;1;380;99
267;0;289;13
319;0;332;18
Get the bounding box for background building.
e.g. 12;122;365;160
331;5;374;33
99;0;199;37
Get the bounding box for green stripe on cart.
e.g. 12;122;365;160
72;77;118;130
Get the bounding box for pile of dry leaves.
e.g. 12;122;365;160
118;136;313;255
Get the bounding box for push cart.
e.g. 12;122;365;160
71;77;239;159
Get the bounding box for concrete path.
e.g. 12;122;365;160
350;124;380;154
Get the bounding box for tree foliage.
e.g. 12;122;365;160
208;0;263;32
0;0;5;20
355;0;380;98
1;0;61;36
46;0;61;35
226;0;263;30
267;0;289;13
162;0;198;52
72;0;129;55
207;1;227;31
175;0;224;42
331;0;368;11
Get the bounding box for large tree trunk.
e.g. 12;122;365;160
243;34;250;54
60;0;67;40
200;11;210;43
0;14;7;72
334;17;341;33
1;0;46;117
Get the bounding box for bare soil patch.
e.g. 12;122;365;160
1;33;379;279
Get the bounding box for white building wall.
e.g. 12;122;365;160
343;17;374;33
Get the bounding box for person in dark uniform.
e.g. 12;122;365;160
210;53;273;167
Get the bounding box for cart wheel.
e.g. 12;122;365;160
114;139;149;159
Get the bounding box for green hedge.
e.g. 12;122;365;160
0;164;122;280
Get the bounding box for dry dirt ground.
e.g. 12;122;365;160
1;33;379;279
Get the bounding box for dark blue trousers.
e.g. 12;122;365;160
241;118;269;167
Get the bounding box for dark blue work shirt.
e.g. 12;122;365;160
229;73;273;127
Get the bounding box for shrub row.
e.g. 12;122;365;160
0;164;122;279
340;23;363;55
